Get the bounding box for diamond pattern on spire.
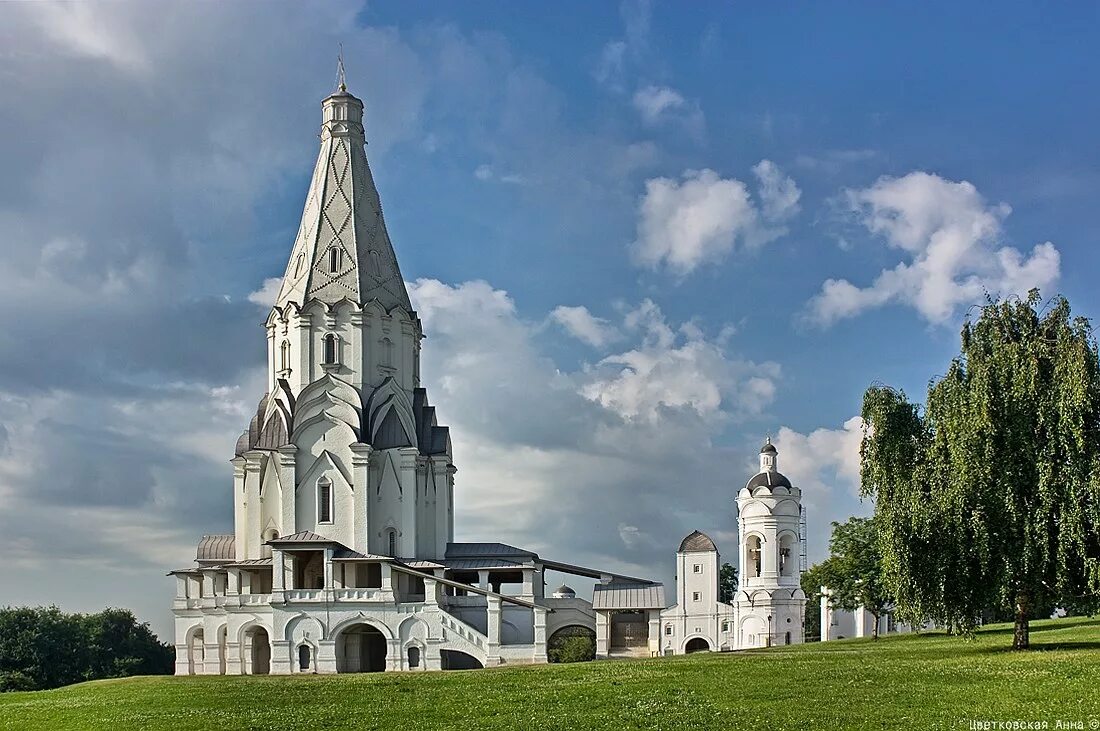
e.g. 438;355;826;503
274;92;413;312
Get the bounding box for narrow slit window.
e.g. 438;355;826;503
328;247;340;273
387;529;396;557
323;334;338;365
280;341;290;371
318;478;333;523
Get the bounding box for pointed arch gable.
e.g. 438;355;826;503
365;378;416;450
297;450;353;493
375;450;403;496
290;411;359;446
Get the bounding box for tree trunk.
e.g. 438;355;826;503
871;612;880;640
1013;591;1030;650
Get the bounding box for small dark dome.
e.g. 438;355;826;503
760;439;777;455
552;585;576;598
746;471;792;489
679;530;717;553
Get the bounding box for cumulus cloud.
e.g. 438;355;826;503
247;277;282;307
805;172;1061;327
410;279;781;586
630;163;801;275
768;417;870;559
580;299;779;422
550;305;621;348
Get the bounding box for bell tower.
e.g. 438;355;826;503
734;438;806;647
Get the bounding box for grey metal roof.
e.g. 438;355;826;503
760;438;778;454
539;558;654;585
746;470;793;489
196;534;235;562
268;531;341;545
678;530;718;553
400;559;446;569
592;583;666;610
444;558;528;571
222;558;273;568
445;542;538;560
332;549;391;561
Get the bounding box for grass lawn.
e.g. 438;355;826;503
2;617;1099;731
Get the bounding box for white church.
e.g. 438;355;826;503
169;77;807;674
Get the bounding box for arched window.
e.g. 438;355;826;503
380;337;394;368
317;477;333;524
279;341;290;371
747;535;763;577
407;646;420;669
323;334;338;365
298;644;311;671
387;529;396;557
294;253;305;277
779;535;795;577
328;247;340;273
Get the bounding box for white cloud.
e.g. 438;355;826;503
632;85;685;122
247;277;282;307
768;417;870;560
805;172;1061;327
632;85;705;137
550;305;621;348
409;279;780;585
631;163;800;275
593;0;651;90
753;159;802;221
579;299;779;422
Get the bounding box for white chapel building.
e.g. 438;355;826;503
169;77;806;674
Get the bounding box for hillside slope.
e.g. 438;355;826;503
2;617;1099;730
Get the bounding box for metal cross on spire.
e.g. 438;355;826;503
336;44;347;93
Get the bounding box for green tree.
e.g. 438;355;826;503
818;517;893;639
0;606;173;691
800;561;833;641
861;291;1100;650
718;562;738;604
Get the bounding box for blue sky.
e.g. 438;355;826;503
0;1;1097;637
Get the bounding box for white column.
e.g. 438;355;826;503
533;607;548;663
423;578;438;607
595;611;610;658
350;443;372;553
486;595;502;666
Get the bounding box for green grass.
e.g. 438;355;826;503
2;617;1099;731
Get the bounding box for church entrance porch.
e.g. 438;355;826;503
336;623;387;672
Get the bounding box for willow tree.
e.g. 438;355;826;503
860;291;1100;649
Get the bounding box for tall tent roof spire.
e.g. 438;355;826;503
273;75;413;313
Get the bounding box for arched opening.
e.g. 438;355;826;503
243;626;270;675
280;341;290;371
336;623;387;673
294;253;305;277
406;645;421;669
685;637;711;654
298;644;312;672
380;337;394;368
785;631;792;646
779;534;795;577
746;535;763;578
328;247;340;273
439;650;483;671
547;625;596;663
187;627;204;675
323;334;338;365
386;529;397;557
